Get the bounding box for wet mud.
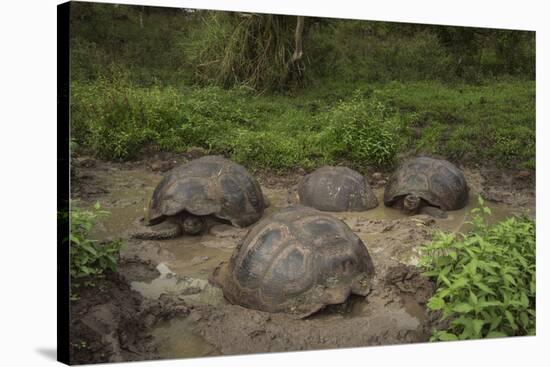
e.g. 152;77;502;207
70;156;535;363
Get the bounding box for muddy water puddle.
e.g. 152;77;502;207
160;240;233;279
131;263;226;307
79;165;531;359
88;167;523;303
336;188;521;233
151;317;220;359
85;168;160;240
86;167;524;248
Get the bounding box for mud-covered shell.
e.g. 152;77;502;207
211;206;375;317
147;156;265;227
383;157;468;211
297;166;378;211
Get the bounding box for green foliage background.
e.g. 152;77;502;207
69;2;535;170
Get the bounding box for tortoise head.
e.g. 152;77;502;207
403;194;421;214
182;214;206;235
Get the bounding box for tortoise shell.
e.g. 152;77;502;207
147;155;265;227
297;166;378;211
211;206;375;317
383;157;468;211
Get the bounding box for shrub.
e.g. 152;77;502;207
68;203;123;299
71;80;182;160
71;82;248;160
319;91;402;167
227;130;313;170
420;197;536;340
489;125;535;168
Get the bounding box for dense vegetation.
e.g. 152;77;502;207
69;2;535;171
420;197;536;340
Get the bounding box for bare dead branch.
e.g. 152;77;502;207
291;16;305;63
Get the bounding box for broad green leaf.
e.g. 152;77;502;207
464;247;476;257
519;312;529;328
80;243;98;256
504;310;518;330
469;291;478;306
489;315;502;331
503;274;517;286
422;270;440;277
520;292;529;307
453;303;474;313
437;332;458;341
479;300;502;308
439;273;451;287
428;297;445;311
448;251;457;261
451;277;468;289
486;331;507;338
472;319;485;336
69;234;81;245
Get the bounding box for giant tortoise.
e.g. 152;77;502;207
132;155;266;239
383;157;468;218
211;205;375;317
297;166;378;212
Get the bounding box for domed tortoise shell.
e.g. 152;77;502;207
211;205;375;317
147;155;265;227
384;157;468;211
297;166;378;211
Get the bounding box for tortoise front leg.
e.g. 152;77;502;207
131;217;183;240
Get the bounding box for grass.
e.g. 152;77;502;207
71;77;535;171
373;80;536;168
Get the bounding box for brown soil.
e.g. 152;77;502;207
189;264;439;356
69;156;535;363
69;260;193;365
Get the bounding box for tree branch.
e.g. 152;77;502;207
291;16;305;63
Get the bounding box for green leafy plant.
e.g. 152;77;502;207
319;91;402;167
419;196;535;341
68;202;123;299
